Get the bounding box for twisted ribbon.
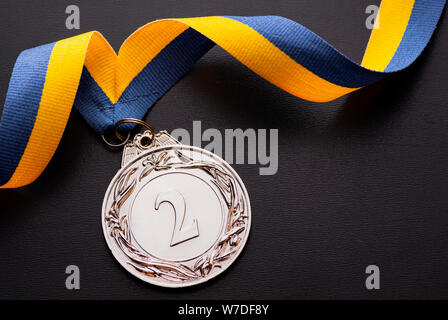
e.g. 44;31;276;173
0;0;445;188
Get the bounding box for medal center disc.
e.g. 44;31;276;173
130;172;224;262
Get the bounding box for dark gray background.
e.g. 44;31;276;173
0;0;447;299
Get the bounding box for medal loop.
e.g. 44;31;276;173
101;131;131;148
114;118;156;146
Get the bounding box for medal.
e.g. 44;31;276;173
102;119;251;287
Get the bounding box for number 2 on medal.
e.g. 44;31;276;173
155;190;200;246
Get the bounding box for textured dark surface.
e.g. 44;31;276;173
1;0;447;299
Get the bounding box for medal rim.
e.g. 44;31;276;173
101;144;251;288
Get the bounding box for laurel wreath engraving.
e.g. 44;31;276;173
105;149;248;282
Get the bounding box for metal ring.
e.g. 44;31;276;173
114;118;156;145
101;131;131;148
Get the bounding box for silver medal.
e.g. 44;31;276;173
102;130;251;287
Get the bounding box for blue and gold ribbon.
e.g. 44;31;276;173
0;0;445;188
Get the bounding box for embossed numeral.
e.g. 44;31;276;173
155;190;200;246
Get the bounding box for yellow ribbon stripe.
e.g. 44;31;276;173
175;17;358;102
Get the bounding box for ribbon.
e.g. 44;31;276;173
0;0;445;188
